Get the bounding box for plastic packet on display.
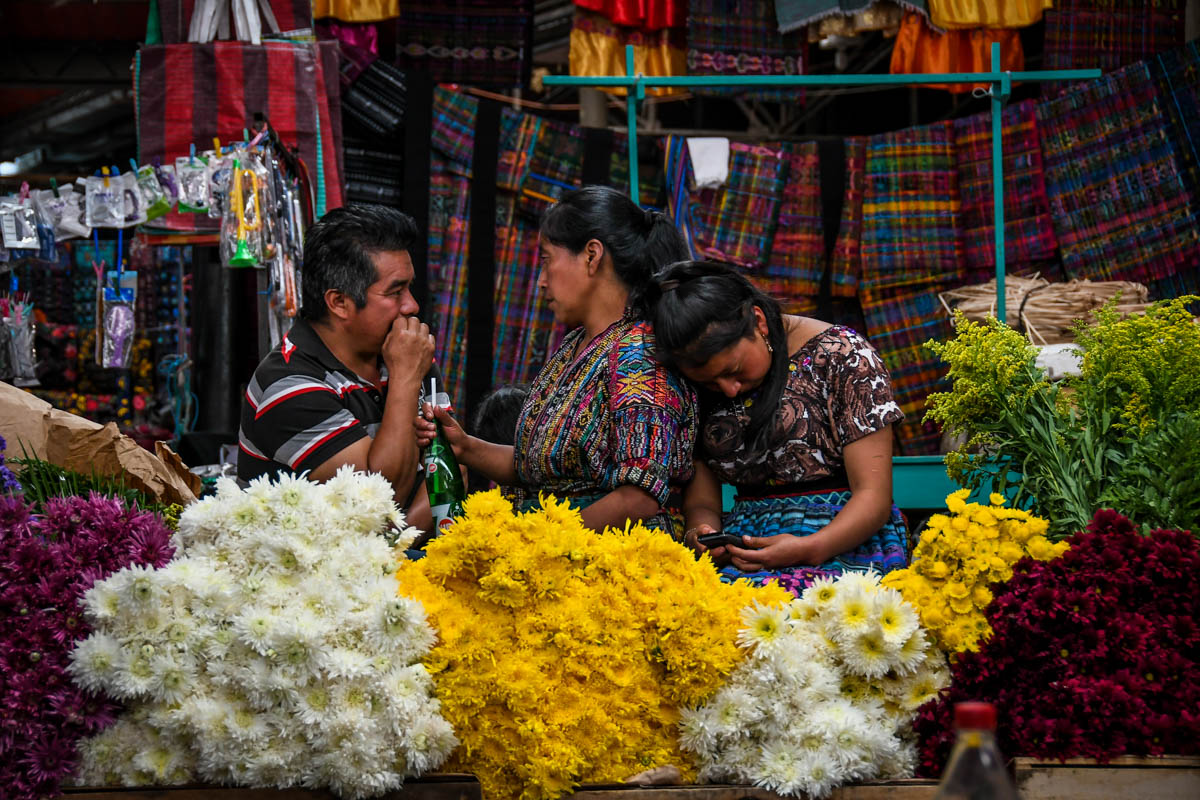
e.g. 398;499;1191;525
118;170;148;228
100;272;137;369
85;174;124;228
3;313;39;387
175;155;210;213
0;197;40;250
135;165;172;220
32;187;91;241
221;154;264;267
205;149;232;220
154;163;179;204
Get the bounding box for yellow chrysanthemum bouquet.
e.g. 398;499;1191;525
882;490;1067;654
397;491;790;800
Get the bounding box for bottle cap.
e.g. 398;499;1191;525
954;701;997;731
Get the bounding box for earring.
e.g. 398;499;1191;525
763;333;773;355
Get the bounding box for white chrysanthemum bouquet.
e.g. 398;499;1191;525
68;468;457;799
680;572;950;799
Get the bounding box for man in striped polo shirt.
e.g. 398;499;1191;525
238;204;439;531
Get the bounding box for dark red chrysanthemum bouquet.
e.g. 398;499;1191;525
0;491;174;799
915;509;1200;776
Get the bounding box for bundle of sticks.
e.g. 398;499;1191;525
939;275;1150;344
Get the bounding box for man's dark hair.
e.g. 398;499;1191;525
300;204;419;322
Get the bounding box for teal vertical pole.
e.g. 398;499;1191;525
625;44;641;206
990;42;1009;324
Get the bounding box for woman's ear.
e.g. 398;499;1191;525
753;305;769;338
585;239;605;275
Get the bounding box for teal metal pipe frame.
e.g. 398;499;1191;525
543;45;1101;506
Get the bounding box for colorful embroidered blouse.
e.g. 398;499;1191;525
514;317;698;505
701;325;903;486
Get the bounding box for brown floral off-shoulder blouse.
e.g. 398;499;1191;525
701;325;903;487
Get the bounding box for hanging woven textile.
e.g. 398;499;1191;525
431;87;478;178
952;100;1059;285
1151;42;1200;230
394;1;534;88
1043;0;1186;73
1037;61;1200;298
763;142;823;313
889;12;1023;92
497;108;542;192
427;156;471;413
518;119;586;222
828;137;866;299
313;1;397;23
575;0;686;30
687;0;805;101
688;142;789;270
492;196;564;387
859;282;952;455
859;121;961;456
860;121;962;291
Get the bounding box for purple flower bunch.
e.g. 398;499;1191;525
0;435;21;495
0;492;174;799
915;510;1200;775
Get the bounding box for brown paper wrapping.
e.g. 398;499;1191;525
0;381;200;506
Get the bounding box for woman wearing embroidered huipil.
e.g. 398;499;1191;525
649;261;909;594
419;186;698;535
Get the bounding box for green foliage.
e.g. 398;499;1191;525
1099;413;1200;535
13;456;180;529
1072;296;1200;435
924;298;1200;541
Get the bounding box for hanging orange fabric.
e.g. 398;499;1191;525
890;13;1023;93
929;0;1052;30
569;10;685;96
313;0;398;23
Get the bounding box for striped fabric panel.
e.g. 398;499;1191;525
609;134;667;207
431;86;478;176
690;141;789;269
1152;42;1200;227
1043;0;1185;73
497;107;541;192
953;100;1059;285
492;196;563;387
829;137;867;299
518;117;585;221
427;157;471;412
1037;61;1200;290
859;122;961;455
859;280;953;456
760;141;821;313
861;121;963;291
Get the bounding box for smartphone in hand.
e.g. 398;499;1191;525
697;531;743;549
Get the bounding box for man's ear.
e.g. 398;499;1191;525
325;288;353;321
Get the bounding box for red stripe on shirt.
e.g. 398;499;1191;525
290;419;361;470
254;385;337;419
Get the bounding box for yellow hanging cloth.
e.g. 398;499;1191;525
890;13;1023;93
569;10;686;97
313;0;399;23
929;0;1052;30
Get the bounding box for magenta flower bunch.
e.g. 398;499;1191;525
914;510;1200;776
0;492;174;799
0;435;20;494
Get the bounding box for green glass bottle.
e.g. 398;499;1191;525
422;377;466;537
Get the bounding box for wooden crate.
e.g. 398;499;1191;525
58;774;482;800
1013;755;1200;800
564;780;937;799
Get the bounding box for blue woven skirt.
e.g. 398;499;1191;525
717;489;909;596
